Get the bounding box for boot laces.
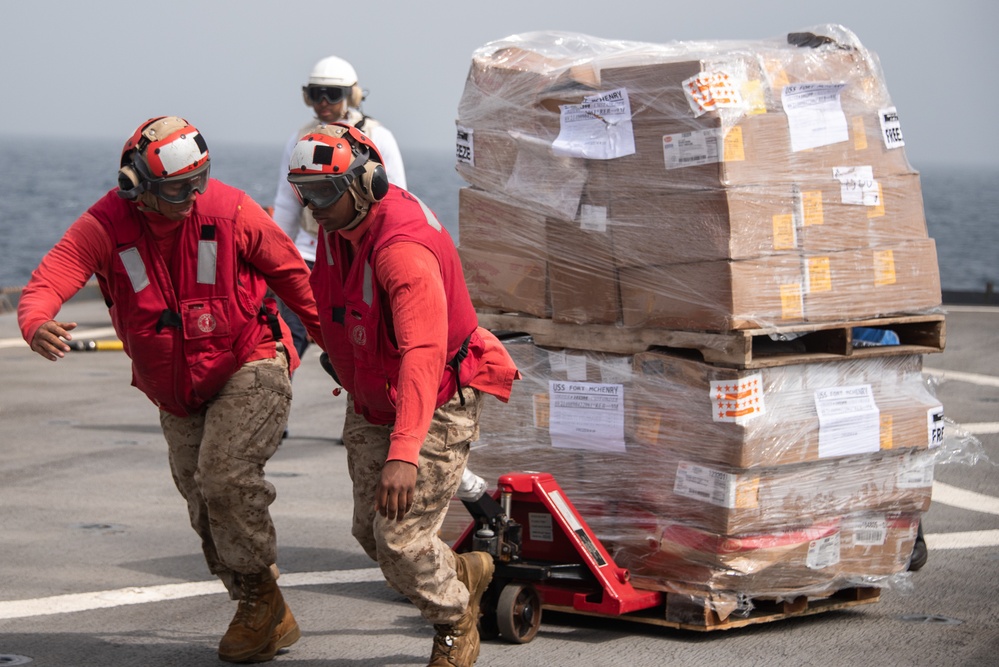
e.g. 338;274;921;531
232;579;263;623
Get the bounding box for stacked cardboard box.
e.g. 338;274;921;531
454;27;944;607
455;26;942;329
466;339;939;600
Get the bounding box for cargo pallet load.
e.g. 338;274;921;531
448;25;946;638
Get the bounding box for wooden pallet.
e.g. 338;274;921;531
544;586;881;632
479;311;945;369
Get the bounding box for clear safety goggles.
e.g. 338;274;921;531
304;85;350;105
149;165;211;204
288;173;354;209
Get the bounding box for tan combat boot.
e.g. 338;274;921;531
218;569;286;663
246;602;301;663
428;551;495;667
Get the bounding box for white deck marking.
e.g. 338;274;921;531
932;481;999;515
0;568;383;620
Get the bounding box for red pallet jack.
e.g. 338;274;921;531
453;471;664;643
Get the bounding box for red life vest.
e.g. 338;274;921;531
311;186;481;424
88;181;285;416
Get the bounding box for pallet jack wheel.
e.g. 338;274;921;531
496;583;542;644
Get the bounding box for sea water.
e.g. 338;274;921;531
0;136;995;294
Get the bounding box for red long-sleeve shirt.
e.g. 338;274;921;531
341;227;519;465
18;192;323;363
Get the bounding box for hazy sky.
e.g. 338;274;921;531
2;0;995;169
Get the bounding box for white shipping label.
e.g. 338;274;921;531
807;532;841;569
897;455;935;488
547;349;568;374
455;125;474;165
833;166;880;206
928;406;945;449
682;70;744;117
849;516;888;546
879;107;905;149
813;385;881;458
674;461;738;508
548;381;626;453
579;204;608;233
662;128;722;169
710;373;765;423
782;83;849;151
565;354;588;382
552;88;636;159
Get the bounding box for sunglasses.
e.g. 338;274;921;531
289;173;355;209
304;85;349;105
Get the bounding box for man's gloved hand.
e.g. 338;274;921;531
319;351;340;384
319;351;345;396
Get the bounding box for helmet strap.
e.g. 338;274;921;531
339;185;370;231
136;191;163;215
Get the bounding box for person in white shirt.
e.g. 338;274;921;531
271;55;407;361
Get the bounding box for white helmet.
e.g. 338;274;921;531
303;56;363;109
307;56;357;87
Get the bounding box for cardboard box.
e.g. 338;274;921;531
803;239;942;322
615;510;920;596
456;128;591;220
591;111;915;194
469;341;936;535
545;214;621;324
839;511;920;577
455;129;520;194
458;187;547;259
797;172;928;253
617;519;844;595
600;45;890;122
459;245;549;318
608;184;797;266
458;44;600;135
619;253;807;330
606;172;928;267
618;238;941;332
630;351;943;468
625;448;934;535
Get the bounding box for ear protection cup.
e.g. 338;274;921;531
354;160;388;203
116;164;145;200
349;84;364;108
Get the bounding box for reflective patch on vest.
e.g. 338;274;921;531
351;324;367;346
363;260;373;306
119;247;150;292
197;240;218;285
323;230;335;265
415;195;442;232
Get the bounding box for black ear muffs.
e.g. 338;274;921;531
116;164;145;200
356;160;389;203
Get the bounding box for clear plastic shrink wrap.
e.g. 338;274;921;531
455;26;942;331
461;339;943;601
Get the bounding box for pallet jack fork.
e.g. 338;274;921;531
454;471;663;643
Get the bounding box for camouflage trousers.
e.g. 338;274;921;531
343;387;482;626
160;352;292;585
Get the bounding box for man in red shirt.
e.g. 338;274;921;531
287;123;519;666
19;116;323;663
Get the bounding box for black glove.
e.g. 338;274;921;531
319;351;341;386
